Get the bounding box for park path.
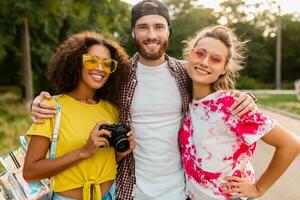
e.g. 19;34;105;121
251;107;300;200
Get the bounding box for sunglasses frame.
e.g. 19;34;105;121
82;54;118;73
190;48;224;64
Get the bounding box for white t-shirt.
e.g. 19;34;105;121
179;91;276;200
131;62;186;200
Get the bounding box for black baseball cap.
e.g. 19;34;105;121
131;0;171;30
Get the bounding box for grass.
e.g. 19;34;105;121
256;94;300;116
0;88;31;154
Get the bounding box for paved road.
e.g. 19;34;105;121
251;107;300;200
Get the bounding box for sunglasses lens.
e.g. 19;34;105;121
83;54;99;69
84;59;98;69
103;59;117;73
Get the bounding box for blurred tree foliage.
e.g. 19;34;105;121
216;0;300;87
165;0;217;58
0;0;131;94
0;0;300;94
164;0;300;88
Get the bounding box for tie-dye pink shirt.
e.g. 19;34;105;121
179;91;276;200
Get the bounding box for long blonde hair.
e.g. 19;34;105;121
183;25;247;91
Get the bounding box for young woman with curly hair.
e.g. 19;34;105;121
23;31;135;200
179;25;300;200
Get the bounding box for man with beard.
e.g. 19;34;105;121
116;1;188;199
116;2;256;199
30;1;257;199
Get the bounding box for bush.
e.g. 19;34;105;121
236;76;260;89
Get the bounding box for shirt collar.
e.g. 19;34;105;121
129;52;178;72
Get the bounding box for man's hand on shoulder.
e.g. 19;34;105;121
229;90;258;117
30;91;56;124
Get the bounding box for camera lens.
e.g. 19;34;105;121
115;138;130;152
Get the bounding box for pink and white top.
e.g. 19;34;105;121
179;91;276;200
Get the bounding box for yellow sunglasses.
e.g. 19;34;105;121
82;54;118;73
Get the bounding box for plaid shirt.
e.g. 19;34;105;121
116;53;191;200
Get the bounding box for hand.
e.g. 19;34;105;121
116;128;136;162
229;90;257;117
221;171;263;199
80;121;112;159
31;91;56;123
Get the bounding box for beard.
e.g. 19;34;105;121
135;38;168;60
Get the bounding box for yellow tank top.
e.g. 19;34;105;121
27;95;119;200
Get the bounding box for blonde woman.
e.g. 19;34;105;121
179;26;300;200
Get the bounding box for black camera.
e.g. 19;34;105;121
99;124;131;152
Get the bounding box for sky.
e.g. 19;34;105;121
122;0;300;14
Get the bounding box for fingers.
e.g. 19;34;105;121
130;142;136;151
221;181;241;188
91;122;103;134
230;94;248;114
222;187;242;194
31;111;55;119
238;107;251;117
92;121;108;132
127;128;135;137
31;105;56;117
247;109;256;117
127;128;136;150
95;121;111;137
222;181;243;197
32;92;56;111
222;174;259;199
98;129;111;138
88;134;109;149
242;169;250;178
91;122;111;137
229;91;244;112
82;122;113;157
228;193;244;199
230;94;254;116
97;137;110;148
40;91;52;99
95;120;110;132
229;90;240;98
90;122;112;149
31;93;56;122
88;135;110;149
128;137;136;152
38;101;57;111
240;101;258;117
223;187;252;199
223;176;243;182
31;116;45;124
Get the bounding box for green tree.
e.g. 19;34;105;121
0;0;131;95
216;0;282;87
281;15;300;83
165;0;217;59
